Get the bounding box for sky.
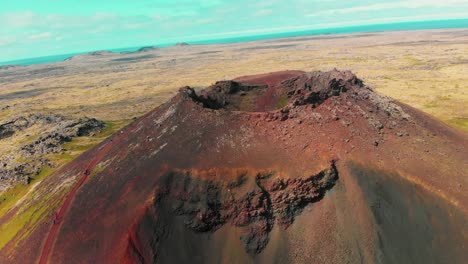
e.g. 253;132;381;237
1;0;468;62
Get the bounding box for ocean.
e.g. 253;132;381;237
1;19;467;67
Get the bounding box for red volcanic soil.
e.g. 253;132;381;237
38;113;150;264
1;70;467;264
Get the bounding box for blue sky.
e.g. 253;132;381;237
1;0;467;62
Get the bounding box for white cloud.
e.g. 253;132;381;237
307;0;468;16
0;36;17;47
162;11;468;42
254;9;274;17
1;11;36;28
28;32;53;40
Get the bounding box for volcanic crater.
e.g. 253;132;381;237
1;70;466;264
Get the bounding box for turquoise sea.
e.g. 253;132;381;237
1;19;467;67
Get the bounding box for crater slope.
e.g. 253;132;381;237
1;70;466;264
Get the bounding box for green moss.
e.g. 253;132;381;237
0;209;35;250
238;95;255;112
276;96;289;109
0;167;58;250
447;117;468;131
423;101;438;109
401;55;423;66
51;120;128;164
0;185;27;216
0;120;127;217
0;167;53;217
0;119;131;250
0;177;74;251
90;165;106;180
15;195;62;246
437;95;451;101
0;108;13;122
424;95;453;110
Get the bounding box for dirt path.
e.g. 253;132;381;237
37;114;149;264
38;141;114;264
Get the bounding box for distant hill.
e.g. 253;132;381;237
64;50;114;61
0;64;21;70
136;46;159;52
119;46;159;55
175;42;189;46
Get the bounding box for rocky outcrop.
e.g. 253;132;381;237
283;70;364;107
184;81;268;110
181;69;411;127
0;114;105;191
21;116;104;156
130;161;338;257
0;117;29;140
0;114;103;141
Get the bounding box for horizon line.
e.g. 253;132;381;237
1;18;467;66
